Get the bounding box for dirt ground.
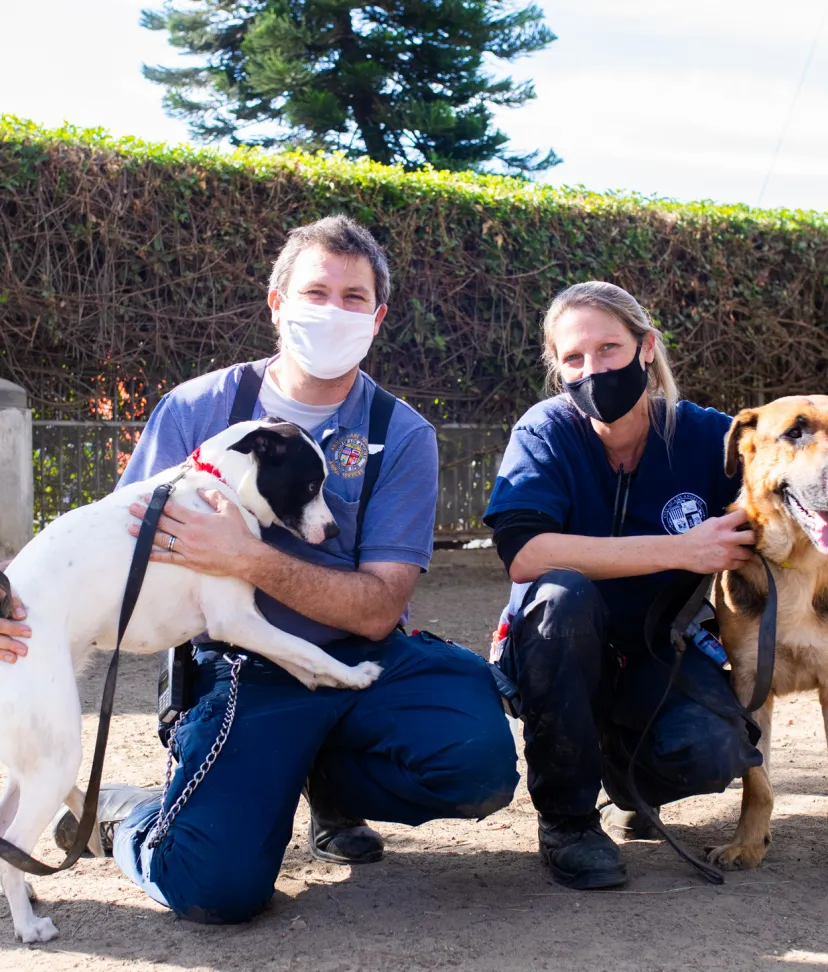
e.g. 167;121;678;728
3;548;828;971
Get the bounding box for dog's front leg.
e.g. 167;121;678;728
706;691;774;870
219;612;381;690
203;582;382;690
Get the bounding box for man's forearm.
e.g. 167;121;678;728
237;541;406;641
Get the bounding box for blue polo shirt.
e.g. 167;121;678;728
119;359;438;645
484;396;739;645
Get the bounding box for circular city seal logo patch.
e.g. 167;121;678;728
661;492;708;535
328;433;369;478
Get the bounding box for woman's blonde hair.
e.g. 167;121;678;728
542;281;679;445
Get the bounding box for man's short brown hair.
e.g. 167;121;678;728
269;215;391;305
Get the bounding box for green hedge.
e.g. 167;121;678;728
1;115;826;425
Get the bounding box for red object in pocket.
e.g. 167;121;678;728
490;620;511;662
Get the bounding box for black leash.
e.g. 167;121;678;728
746;555;777;714
631;573;725;885
0;480;179;875
628;554;779;885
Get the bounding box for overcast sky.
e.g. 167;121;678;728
1;0;826;211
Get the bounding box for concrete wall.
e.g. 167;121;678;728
0;380;33;561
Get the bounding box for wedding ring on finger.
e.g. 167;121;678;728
167;535;177;553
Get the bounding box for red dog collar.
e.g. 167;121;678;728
188;447;227;485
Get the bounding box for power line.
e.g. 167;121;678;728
756;1;828;207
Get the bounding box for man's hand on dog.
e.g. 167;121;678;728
0;576;30;665
678;508;756;573
128;489;260;576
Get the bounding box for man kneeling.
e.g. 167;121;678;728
0;216;517;924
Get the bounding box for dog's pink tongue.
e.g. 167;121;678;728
813;511;828;555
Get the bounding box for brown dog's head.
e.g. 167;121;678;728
726;395;828;555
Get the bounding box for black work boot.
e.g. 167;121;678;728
304;771;384;865
538;811;628;889
51;784;162;857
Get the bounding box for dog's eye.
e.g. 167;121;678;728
782;416;809;442
306;482;321;496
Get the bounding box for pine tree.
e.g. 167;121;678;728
141;0;560;172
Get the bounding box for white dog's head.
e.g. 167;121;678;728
199;420;339;544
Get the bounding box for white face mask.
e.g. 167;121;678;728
278;299;379;380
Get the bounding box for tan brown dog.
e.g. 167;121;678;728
706;395;828;870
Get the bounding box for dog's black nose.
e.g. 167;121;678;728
323;521;340;541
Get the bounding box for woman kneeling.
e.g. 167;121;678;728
485;282;761;890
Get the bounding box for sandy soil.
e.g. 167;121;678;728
2;549;828;971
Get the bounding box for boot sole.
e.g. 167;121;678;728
540;843;628;890
603;825;662;842
51;812;108;857
307;820;384;865
309;844;385;866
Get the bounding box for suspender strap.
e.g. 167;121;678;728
354;386;396;567
229;359;268;426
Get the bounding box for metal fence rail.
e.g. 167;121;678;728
32;421;146;529
434;425;507;539
32;421;508;537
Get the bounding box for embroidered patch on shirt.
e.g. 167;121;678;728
661;492;708;534
328;433;369;478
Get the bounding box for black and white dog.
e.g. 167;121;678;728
0;420;382;943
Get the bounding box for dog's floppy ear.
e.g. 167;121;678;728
724;408;758;478
230;427;289;460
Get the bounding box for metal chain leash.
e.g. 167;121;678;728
147;653;247;849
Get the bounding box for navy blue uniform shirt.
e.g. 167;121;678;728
484;396;739;645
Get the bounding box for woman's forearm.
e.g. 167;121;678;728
509;532;682;584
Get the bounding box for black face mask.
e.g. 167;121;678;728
563;340;648;424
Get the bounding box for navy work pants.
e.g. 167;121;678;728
501;569;762;819
113;629;518;924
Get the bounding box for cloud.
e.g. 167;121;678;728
493;0;828;209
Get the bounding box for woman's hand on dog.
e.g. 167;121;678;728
128;490;260;576
675;508;756;573
0;584;30;665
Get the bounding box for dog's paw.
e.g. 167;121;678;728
312;660;383;690
346;661;384;690
16;916;58;944
705;838;769;870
